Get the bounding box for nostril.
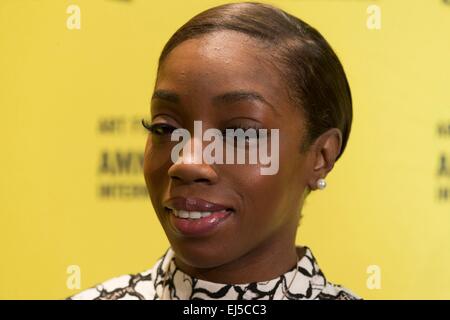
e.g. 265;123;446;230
168;162;218;184
170;175;182;182
194;178;210;184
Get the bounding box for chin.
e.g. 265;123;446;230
168;238;237;270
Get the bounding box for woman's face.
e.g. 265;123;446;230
144;30;313;269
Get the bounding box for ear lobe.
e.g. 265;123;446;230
306;128;342;191
303;139;324;191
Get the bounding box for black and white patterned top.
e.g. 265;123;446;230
68;246;360;300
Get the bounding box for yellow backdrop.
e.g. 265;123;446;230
1;0;449;299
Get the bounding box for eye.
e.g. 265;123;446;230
221;125;267;147
142;118;176;136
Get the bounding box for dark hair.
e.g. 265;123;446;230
156;1;352;162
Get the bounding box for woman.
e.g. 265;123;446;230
69;1;359;300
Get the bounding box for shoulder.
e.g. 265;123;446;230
67;267;156;300
299;246;362;300
317;282;362;300
66;249;172;300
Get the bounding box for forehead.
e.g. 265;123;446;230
156;31;289;104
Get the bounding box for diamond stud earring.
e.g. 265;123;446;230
317;178;327;190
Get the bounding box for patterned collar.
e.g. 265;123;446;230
68;246;359;300
156;246;331;300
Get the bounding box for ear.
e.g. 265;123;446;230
306;128;343;191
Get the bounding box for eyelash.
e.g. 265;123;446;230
142;118;264;139
142;119;176;136
221;126;263;139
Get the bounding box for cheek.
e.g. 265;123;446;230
226;145;305;235
143;138;172;200
225;164;290;228
143;136;173;173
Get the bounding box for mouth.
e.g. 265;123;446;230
165;208;233;219
163;197;235;236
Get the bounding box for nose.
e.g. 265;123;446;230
167;138;219;185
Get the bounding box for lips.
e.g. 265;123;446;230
164;197;233;212
163;197;234;236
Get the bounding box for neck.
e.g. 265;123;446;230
174;233;305;284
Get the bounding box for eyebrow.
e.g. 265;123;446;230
151;89;278;114
151;90;180;104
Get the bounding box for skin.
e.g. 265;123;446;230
143;30;342;284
